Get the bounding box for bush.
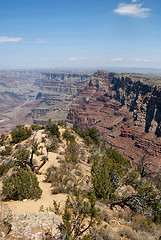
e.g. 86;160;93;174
45;166;77;194
11;125;32;143
84;135;93;145
62;129;75;143
91;226;120;240
91;149;132;202
100;209;111;223
13;148;30;161
0;165;10;177
0;134;6;146
106;148;131;169
72;126;100;145
125;169;140;187
0;145;12;156
87;126;100;145
132;215;155;232
116;226;142;240
31;124;44;131
58;120;67;128
3;168;42;200
46;136;59;153
91;154;126;201
13;148;30;168
45;120;60;138
64;141;80;166
60;191;100;239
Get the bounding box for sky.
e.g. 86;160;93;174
0;0;161;69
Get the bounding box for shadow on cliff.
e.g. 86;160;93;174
145;98;155;134
145;97;161;137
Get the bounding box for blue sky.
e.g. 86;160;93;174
0;0;161;69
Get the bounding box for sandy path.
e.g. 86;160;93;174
2;129;67;214
6;174;66;214
0;128;89;214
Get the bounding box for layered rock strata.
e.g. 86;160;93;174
67;71;161;171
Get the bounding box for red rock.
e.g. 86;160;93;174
67;71;161;174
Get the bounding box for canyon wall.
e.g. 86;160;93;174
0;71;91;134
26;73;91;124
67;71;161;171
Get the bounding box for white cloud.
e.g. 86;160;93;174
131;0;137;2
143;59;149;63
114;3;151;18
136;58;149;63
70;57;78;61
35;38;47;44
111;58;123;62
0;36;22;43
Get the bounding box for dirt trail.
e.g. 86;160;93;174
6;175;66;214
1;129;67;214
0;128;89;214
4;153;66;214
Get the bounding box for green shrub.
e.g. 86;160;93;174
31;124;43;131
125;169;140;187
0;145;12;156
60;191;100;239
45;120;60;138
0;134;6;146
106;148;131;169
3;168;42;200
87;126;100;145
64;141;80;171
13;148;30;168
63;129;75;143
72;126;100;145
11;125;32;143
0;165;10;176
91;154;126;201
13;148;30;161
58;120;67;128
84;135;93;145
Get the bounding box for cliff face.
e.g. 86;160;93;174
67;71;161;171
35;73;91;95
26;73;91;124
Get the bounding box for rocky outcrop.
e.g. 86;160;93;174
8;212;62;240
0;202;62;240
67;71;161;171
0;202;12;239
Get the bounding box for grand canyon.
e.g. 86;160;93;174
0;70;161;239
1;70;161;172
68;71;161;172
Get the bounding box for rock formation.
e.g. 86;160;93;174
67;71;161;172
0;202;62;239
0;71;91;134
35;72;91;95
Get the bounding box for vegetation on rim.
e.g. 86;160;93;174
3;168;42;200
0;121;160;239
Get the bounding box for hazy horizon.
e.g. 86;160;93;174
1;66;161;76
